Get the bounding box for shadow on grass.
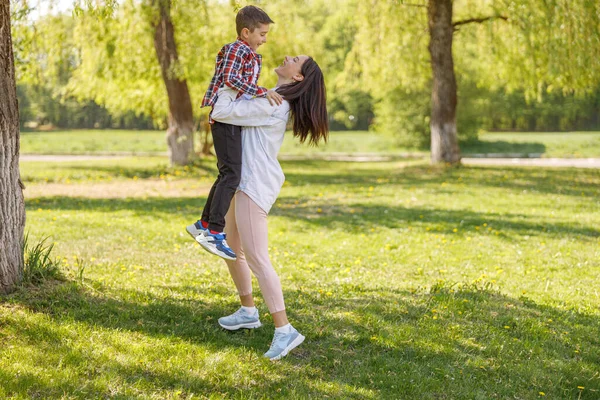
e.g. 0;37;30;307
62;159;217;180
3;279;599;398
461;140;546;155
28;195;600;240
271;200;600;240
279;162;600;198
21;158;219;184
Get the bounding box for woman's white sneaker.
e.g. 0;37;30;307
218;307;262;331
264;326;305;361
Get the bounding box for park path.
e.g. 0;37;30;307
18;154;600;168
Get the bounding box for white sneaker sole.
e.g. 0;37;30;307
196;234;237;261
268;334;305;361
218;320;262;331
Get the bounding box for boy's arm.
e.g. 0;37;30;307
222;46;268;98
211;89;280;127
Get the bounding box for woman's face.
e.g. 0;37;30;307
275;55;309;81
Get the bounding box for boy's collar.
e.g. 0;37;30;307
236;38;258;54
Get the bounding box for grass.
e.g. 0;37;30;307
21;234;63;286
462;131;600;158
19;129;168;155
1;156;599;398
19;129;414;156
18;129;600;158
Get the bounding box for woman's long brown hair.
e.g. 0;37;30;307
276;57;329;145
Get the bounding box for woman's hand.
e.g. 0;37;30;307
266;89;283;106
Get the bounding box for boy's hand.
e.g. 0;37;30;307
266;90;283;106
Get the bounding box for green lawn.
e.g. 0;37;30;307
19;129;414;156
19;129;168;155
1;157;599;398
20;129;600;158
462;131;600;158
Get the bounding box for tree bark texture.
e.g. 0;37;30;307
428;0;461;164
152;0;195;166
0;0;26;294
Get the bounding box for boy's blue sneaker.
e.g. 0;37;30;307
186;220;208;239
196;230;237;260
264;326;305;361
218;307;262;331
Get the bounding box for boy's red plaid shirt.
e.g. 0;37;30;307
201;39;267;109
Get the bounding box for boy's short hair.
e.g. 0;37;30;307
236;5;274;36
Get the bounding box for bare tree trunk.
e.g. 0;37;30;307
428;0;461;164
152;0;195;166
199;116;213;156
0;0;26;294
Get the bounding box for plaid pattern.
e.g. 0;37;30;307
201;39;267;110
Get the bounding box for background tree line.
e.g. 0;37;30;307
12;0;600;143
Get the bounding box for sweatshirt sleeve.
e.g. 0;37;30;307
211;89;282;127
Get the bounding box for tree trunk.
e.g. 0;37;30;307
199;115;213;156
428;0;461;164
0;0;26;294
152;0;195;166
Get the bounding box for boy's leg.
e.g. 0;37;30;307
200;172;221;224
207;121;242;232
200;121;227;224
186;132;222;238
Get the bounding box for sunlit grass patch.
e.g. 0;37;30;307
4;157;600;398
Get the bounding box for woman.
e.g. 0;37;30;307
210;55;328;360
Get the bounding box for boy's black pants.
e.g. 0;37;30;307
201;121;242;232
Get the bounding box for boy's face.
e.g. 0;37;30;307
241;23;270;52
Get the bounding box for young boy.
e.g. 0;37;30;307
186;5;282;260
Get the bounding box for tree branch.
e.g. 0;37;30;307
453;15;508;27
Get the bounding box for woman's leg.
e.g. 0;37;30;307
234;192;287;325
234;192;304;360
223;195;253;306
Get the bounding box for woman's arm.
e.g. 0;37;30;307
211;88;282;127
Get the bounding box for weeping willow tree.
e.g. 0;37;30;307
67;0;205;165
343;0;600;164
68;0;353;161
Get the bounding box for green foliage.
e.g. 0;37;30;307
21;233;63;286
10;0;600;144
329;89;374;130
373;85;431;149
